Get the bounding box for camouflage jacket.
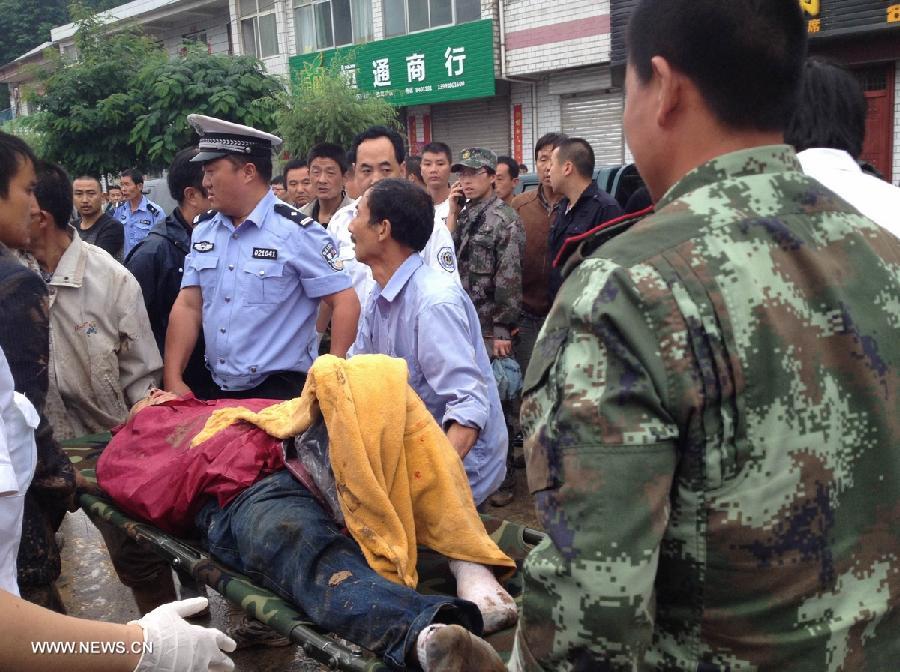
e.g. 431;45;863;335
453;194;525;340
513;146;900;671
0;244;75;587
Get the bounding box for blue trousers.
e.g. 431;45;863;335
196;470;482;669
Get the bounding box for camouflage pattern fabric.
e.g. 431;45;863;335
61;434;542;670
513;145;900;671
453;194;525;341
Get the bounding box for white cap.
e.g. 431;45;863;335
187;114;283;162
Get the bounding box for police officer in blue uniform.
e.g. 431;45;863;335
114;168;167;256
163;115;361;400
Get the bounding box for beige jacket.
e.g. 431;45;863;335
20;232;161;439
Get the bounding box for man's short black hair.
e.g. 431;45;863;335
120;168;145;185
168;147;207;205
406;155;423;181
628;0;806;132
366;178;433;252
785;58;867;158
74;175;103;189
556;138;595;179
225;155;274;183
307;143;349;174
108;184;122;192
0;131;37;199
351;126;406;166
282;158;308;184
496;156;520;179
35;160;73;231
271;175;285;187
421;142;452;163
535;133;568;160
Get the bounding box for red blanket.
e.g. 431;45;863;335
96;395;283;535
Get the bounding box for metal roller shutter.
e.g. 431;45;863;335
561;90;624;165
430;94;511;159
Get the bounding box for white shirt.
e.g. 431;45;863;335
328;197;461;306
0;347;38;596
797;148;900;239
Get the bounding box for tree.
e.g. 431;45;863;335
276;55;400;159
23;12;166;175
130;45;282;171
25;12;283;175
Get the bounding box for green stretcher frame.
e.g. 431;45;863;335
62;433;543;671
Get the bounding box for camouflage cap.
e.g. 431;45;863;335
452;147;497;172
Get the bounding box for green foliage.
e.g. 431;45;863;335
276;54;400;159
0;0;69;68
130;45;282;170
1;116;49;159
24;12;165;175
24;12;283;175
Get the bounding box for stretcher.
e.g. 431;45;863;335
62;433;543;671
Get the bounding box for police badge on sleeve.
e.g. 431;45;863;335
321;242;344;271
437;246;456;273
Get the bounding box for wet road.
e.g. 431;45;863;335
56;465;537;670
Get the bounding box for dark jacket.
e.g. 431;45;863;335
76;212;124;259
125;208;215;399
0;244;76;588
548;181;623;298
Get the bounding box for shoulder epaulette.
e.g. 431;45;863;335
193;209;217;225
275;202;313;227
147;202;160;216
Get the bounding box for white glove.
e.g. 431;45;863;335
131;597;236;672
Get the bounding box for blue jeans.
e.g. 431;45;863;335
195;470;482;669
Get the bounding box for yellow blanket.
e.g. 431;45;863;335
192;354;515;588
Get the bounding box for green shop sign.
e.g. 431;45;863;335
289;19;496;106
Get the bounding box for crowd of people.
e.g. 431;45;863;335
0;0;899;670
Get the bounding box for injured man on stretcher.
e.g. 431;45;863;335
97;354;513;671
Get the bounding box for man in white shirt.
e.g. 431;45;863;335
327;127;460;307
786;57;900;238
0;346;38;597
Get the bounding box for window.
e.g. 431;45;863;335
182;30;210;54
294;0;374;54
240;0;280;59
383;0;480;37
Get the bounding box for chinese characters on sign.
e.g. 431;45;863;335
289;19;495;106
373;58;391;87
800;0;900;33
444;47;466;77
406;53;426;82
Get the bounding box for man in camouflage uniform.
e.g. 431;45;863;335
448;148;524;357
448;148;525;506
509;1;900;670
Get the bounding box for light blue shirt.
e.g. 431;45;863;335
181;190;351;391
115;195;166;256
350;254;507;505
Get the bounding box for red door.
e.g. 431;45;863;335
855;64;895;182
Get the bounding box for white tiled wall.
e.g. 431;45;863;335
503;0;610;76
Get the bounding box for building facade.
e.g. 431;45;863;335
7;1;894;182
801;0;900;183
230;0;620;169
